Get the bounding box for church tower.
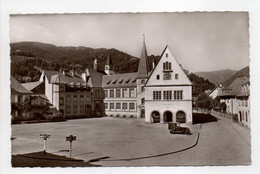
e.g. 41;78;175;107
105;51;114;75
136;35;150;118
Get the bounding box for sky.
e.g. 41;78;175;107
10;12;249;72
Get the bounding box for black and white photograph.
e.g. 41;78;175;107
9;12;251;167
1;0;260;173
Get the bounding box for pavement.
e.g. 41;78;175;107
11;115;251;167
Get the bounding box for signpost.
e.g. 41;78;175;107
40;134;51;154
66;135;76;157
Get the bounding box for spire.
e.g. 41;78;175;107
106;51;113;67
137;34;149;79
105;50;114;75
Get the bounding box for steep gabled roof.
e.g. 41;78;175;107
11;76;33;94
87;68;105;88
43;70;85;84
218;76;249;97
137;39;149;79
22;81;43;91
145;45;192;86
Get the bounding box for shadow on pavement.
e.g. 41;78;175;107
192;113;218;124
12;151;102;167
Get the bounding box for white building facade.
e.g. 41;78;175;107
144;46;193;124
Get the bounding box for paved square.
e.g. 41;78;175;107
11;117;250;166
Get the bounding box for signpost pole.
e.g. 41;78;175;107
69;141;72;157
43;139;46;154
66;135;76;158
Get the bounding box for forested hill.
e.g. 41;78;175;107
10;41;215;96
10;41;160;81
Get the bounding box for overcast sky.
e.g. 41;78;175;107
10;12;249;72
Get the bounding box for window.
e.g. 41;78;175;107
66;95;71;102
104;90;108;98
116;89;121;98
129;89;135;98
86;94;90;102
80;105;84;113
175;74;179;79
74;95;77;102
110;103;114;110
166;53;168;58
163;91;172;100
246;112;248;122
129;103;135;111
122;103;128;111
153;91;162;100
105;103;108;110
73;105;78;113
80;95;84;102
59;97;64;105
116;103;121;110
163;61;172;71
174;90;183;100
163;73;172;80
141;98;145;105
141;79;145;84
66;105;71;114
109;89;114;98
122;89;128;97
59;85;64;92
245;100;248;107
157;75;160;80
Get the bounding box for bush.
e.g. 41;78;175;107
122;115;126;118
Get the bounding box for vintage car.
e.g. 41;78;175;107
168;122;191;135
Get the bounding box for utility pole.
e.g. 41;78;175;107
40;134;51;154
66;135;76;157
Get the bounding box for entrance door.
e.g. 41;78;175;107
164;111;173;123
141;109;145;118
176;111;186;123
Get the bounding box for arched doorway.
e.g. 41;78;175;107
141;109;145;118
151;111;160;123
164;111;173;123
176;111;186;123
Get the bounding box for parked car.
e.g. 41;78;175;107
168;122;191;135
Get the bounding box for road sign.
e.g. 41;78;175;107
66;135;76;157
40;134;51;154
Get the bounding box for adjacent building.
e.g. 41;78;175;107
11;76;33;118
39;70;92;118
236;80;250;128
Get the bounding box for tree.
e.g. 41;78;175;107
196;93;213;110
211;98;221;111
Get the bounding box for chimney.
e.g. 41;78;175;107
94;58;98;70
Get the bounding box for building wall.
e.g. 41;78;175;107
144;85;192;123
103;87;137;117
209;86;220;99
237;97;250;128
60;91;91;118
